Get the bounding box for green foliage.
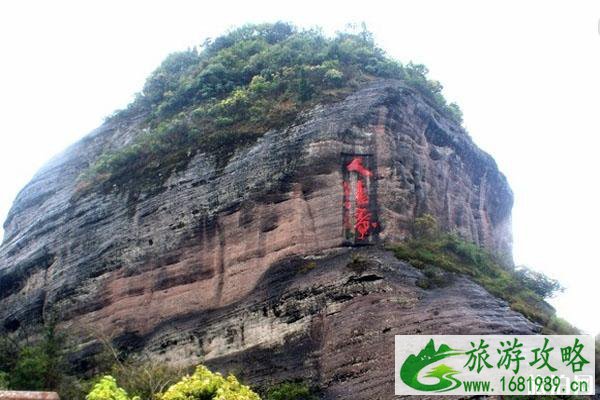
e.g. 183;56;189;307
299;260;317;273
0;335;19;375
4;322;66;391
390;233;566;327
447;102;463;124
0;371;8;390
0;322;98;400
265;381;317;400
159;365;260;400
542;316;579;335
10;345;50;391
514;266;563;299
416;265;449;289
82;22;463;195
412;213;438;240
0;327;258;400
87;376;139;400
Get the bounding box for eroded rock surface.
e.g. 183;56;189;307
0;79;519;399
151;247;538;399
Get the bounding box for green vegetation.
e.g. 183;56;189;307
299;260;317;273
159;365;259;400
85;365;260;400
0;371;8;390
0;322;66;392
264;381;317;400
87;376;138;400
0;323;309;399
79;22;462;195
542;315;579;335
415;265;448;289
412;213;438;240
100;354;188;400
391;215;570;331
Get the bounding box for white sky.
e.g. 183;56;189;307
0;0;598;335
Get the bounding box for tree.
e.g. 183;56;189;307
514;266;563;299
9;322;65;391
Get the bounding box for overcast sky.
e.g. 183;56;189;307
0;0;598;334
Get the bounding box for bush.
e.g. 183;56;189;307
10;345;50;391
299;260;317;273
323;68;343;87
514;266;563;298
390;227;568;329
160;365;259;400
87;376;138;400
265;382;317;400
542;316;579;335
412;214;438;240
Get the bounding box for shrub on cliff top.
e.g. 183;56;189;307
79;22;462;196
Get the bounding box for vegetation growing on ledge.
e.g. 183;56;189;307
391;214;574;333
78;22;463;195
264;381;318;400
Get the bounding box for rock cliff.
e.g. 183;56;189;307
0;79;524;399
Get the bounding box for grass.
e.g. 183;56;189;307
389;235;573;332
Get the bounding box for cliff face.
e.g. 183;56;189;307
0;79;523;398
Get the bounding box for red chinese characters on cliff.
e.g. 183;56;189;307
342;156;379;243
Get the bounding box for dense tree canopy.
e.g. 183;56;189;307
81;22;462;194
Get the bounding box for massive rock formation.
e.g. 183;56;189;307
0;79;523;399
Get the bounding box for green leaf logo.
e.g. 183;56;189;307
400;339;464;392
